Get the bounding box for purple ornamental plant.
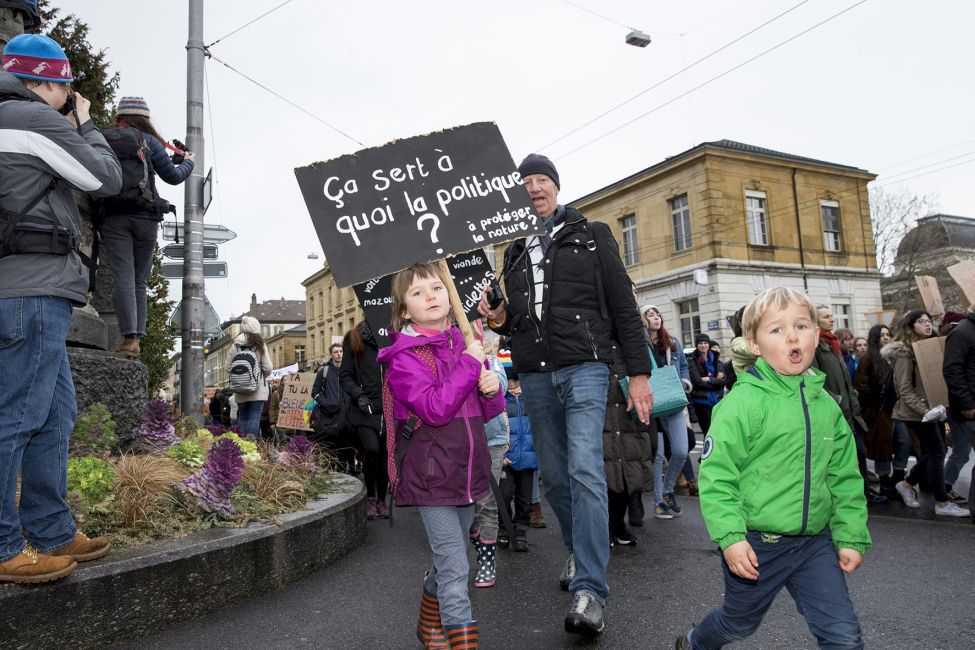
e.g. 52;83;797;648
278;435;317;474
139;399;178;450
177;438;245;517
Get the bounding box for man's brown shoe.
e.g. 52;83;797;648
48;532;111;562
115;338;140;359
0;547;77;583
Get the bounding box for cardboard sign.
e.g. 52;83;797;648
947;260;975;311
275;372;316;431
912;337;948;410
915;275;945;317
353;249;498;348
294;122;545;287
864;309;897;328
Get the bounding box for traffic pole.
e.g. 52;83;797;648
180;0;206;419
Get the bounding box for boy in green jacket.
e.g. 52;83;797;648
677;287;870;650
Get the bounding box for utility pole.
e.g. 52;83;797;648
181;0;206;418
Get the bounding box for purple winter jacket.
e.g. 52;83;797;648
377;326;505;507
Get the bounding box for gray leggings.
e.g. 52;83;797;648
419;504;475;626
100;214;158;337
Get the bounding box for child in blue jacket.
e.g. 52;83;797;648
498;368;538;552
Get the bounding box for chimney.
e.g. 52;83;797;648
250;293;258;312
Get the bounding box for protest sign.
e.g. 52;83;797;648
915;275;945;316
947;260;975;311
294;122;545;288
912;337;948;410
276;372;316;431
864;309;897;328
353;249;498;348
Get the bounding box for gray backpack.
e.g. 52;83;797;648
228;345;261;394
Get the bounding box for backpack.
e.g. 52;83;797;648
97;127;169;217
228;345;261;394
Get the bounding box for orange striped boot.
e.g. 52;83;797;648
444;622;479;649
416;588;449;649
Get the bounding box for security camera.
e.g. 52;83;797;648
625;30;651;47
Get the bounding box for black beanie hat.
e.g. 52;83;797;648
695;333;712;345
518;153;560;189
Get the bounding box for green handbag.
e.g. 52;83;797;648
619;345;689;418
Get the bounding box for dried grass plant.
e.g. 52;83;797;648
243;463;306;510
114;454;191;527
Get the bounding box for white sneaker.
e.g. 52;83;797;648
934;502;971;518
895;480;920;508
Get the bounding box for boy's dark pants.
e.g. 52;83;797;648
499;466;533;533
691;529;863;650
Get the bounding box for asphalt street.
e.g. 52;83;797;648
115;453;974;650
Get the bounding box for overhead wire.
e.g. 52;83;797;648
205;0;299;49
537;0;812;153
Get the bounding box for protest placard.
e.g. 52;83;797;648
276;372;316;432
353;249;498;348
294;122;545;288
864;309;897;328
912;337;948;410
947;260;975;310
915;275;945;316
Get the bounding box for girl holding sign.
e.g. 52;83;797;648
377;262;504;649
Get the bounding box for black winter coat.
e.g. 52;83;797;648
945;313;975;419
688;350;725;402
491;207;650;378
603;345;654;494
340;326;383;430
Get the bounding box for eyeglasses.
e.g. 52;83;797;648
915;318;932;325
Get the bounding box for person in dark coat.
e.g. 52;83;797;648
854;324;895;496
688;334;724;435
944;306;975;520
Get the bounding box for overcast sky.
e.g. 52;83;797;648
57;0;975;324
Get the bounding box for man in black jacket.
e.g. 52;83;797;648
479;154;652;636
944;306;975;521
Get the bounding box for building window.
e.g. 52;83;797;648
619;213;638;266
677;298;702;347
745;190;769;246
294;345;306;365
821;201;841;252
671;194;692;252
310;334;316;358
831;303;850;331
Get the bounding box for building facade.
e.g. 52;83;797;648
265;324;308;370
569;140;882;345
302;266;363;366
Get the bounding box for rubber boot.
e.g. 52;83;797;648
444;622;479;649
473;540;496;587
529;502;547;528
416;587;449;649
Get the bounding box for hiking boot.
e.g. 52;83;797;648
473;541;496;588
663;493;682;516
366;497;378;520
47;531;111;562
559;553;576;591
115;338;140;359
375;498;391;518
945;487;968;504
895;480;920;508
934;502;971;518
564;590;605;636
675;474;689;494
444;621;479;649
529;502;547;528
654;502;675;519
687;480;699;497
416;587;450;649
0;547;77;584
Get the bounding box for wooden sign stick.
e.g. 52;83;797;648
439;259;476;345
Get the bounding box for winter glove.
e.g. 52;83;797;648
356;394;373;414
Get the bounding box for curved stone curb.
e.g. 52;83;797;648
0;476;366;650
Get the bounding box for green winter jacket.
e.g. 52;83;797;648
699;357;871;554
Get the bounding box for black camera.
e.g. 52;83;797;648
57;94;75;116
487;278;505;309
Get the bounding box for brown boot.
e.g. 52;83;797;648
444;622;479;649
48;531;111;562
116;338;140;359
0;547;77;583
416;588;449;649
687;480;699;497
529;502;547;528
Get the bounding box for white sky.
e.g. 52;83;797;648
57;0;975;324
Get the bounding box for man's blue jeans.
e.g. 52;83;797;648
943;416;973;487
691;529;863;650
0;296;78;562
519;362;610;604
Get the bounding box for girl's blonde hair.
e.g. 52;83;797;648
390;261;450;332
741;287;818;341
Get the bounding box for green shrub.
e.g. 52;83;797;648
70;403;117;456
166;438;206;469
67;456;116;506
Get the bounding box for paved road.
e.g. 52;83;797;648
116;466;974;649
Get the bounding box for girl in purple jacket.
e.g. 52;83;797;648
377;262;505;649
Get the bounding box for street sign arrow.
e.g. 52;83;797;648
169;295;222;337
161;222;237;243
162;243;219;260
162;261;229;279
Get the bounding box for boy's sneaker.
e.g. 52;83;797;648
945;487;968;504
895;480;920;508
654;502;674;520
559;553;576;591
564;590;605;636
663;493;682;516
934;502;971;518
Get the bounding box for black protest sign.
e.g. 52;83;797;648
353;249;498;348
295;122;544;288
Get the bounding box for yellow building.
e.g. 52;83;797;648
265;324;308;370
302;266;363;366
570;140;882;344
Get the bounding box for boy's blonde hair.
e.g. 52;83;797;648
741;287;818;341
390;261;450;332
